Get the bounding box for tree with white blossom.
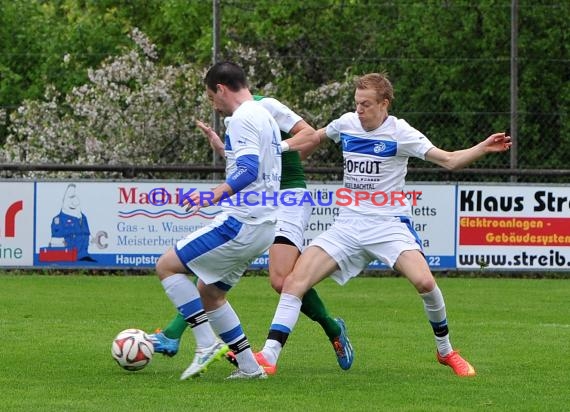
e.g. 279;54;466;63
3;28;355;179
4;29;212;178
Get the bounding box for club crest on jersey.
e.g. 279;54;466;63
374;142;386;153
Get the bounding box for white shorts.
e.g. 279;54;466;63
175;213;275;289
310;215;422;285
275;188;312;251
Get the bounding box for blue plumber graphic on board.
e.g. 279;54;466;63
40;183;96;262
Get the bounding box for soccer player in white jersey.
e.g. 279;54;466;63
256;72;512;377
154;61;282;380
150;96;353;374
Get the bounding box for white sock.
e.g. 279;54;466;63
420;285;453;356
208;301;258;373
262;293;302;364
161;274;216;348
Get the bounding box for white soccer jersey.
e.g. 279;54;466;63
326;113;435;217
222;100;282;223
256;97;303;133
224;97;302;134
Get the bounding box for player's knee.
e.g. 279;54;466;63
155;254;174;280
414;275;436;294
282;270;308;296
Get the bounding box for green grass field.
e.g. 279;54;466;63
1;274;568;412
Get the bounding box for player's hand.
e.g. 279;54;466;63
180;191;202;215
483;132;512;153
196;120;224;153
196;120;219;141
185;204;201;216
196;120;213;135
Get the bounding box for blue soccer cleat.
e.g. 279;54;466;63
147;330;180;357
331;318;354;370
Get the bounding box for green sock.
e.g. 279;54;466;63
162;313;188;340
300;288;340;340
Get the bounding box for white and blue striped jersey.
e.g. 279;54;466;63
223;100;282;223
325;113;435;217
256;97;303;133
223;97;302;135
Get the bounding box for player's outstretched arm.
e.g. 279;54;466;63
287;120;317;160
196;120;225;156
281;125;324;155
425;132;512;171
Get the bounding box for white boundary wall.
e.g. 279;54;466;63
1;181;569;271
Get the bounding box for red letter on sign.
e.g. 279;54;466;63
4;200;23;238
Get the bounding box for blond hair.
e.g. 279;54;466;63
355;73;394;104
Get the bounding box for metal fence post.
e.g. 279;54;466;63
510;0;518;182
211;0;222;180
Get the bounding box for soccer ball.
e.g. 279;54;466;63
111;328;154;371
